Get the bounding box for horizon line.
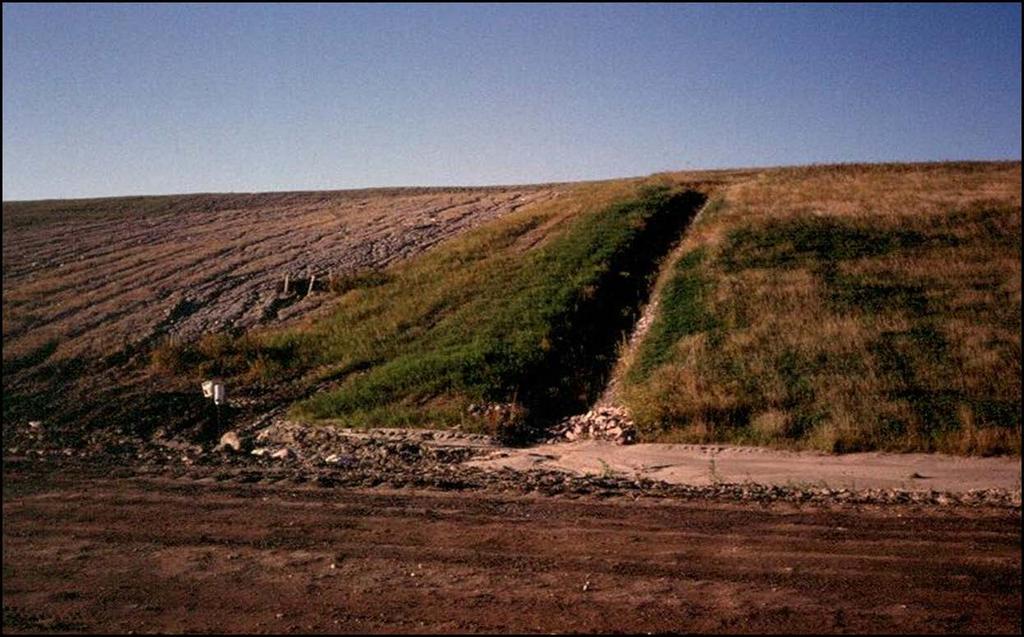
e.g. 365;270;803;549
3;157;1021;205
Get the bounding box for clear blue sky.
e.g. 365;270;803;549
3;3;1020;200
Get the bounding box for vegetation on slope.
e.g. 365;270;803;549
157;180;704;440
622;162;1022;455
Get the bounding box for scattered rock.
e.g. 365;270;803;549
216;431;243;453
8;407;1019;511
323;453;355;467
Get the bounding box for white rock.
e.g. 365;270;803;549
323;453;353;466
216;431;242;452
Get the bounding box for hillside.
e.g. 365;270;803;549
3;162;1020;454
2;186;559;363
148;178;712;440
2;185;562;445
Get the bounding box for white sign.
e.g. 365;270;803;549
212;382;226;405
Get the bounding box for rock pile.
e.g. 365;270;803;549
244;420;486;470
549;406;637;445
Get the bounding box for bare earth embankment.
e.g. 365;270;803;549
2;185;563;448
2;186;560;363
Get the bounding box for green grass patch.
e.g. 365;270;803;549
327;269;392;295
622;197;1021;454
720;217;957;272
628;248;719;382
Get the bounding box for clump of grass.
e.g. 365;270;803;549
150;336;191;374
328;270;391;295
151;333;296;382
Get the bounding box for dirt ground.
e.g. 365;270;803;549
3;466;1019;634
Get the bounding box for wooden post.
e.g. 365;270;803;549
283;273;290;295
307;274;316;296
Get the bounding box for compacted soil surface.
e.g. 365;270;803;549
3;463;1020;634
472;440;1024;492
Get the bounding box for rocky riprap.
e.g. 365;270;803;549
241;419;489;469
549;406;637;445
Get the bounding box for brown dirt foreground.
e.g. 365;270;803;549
3;468;1020;634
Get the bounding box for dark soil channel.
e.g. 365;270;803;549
518;189;706;439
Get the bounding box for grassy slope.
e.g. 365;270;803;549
150;161;1020;455
622;162;1022;454
160;178;706;439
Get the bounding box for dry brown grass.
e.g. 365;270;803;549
624;161;1021;455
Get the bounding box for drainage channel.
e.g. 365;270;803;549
548;197;716;444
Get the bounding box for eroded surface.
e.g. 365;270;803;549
2;186;560;363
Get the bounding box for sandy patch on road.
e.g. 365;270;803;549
468;441;1022;492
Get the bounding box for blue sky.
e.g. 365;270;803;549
3;3;1020;200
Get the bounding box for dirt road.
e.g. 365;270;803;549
470;440;1024;492
4;468;1020;634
